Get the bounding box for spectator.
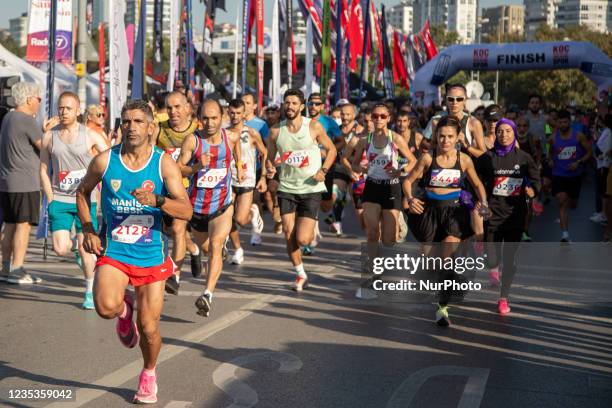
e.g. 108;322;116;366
84;104;108;141
0;81;54;284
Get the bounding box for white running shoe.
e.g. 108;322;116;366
590;212;607;223
332;221;343;236
398;213;408;242
250;204;264;234
250;232;262;246
230;248;244;265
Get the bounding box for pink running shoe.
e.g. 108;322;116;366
489;268;501;287
291;275;309;292
498;298;511;315
116;292;139;348
133;369;158;404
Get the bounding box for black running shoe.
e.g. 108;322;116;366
191;252;202;278
164;275;180;295
195;293;212;317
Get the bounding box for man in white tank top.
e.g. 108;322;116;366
225;98;268;265
40;92;109;309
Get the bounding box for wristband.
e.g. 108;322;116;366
155;194;166;208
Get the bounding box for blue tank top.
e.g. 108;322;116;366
100;144;168;267
552;129;585;177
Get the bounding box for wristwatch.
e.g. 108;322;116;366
155;194;166;208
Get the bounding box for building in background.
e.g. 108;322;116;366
482;5;525;40
8;12;28;47
387;0;414;34
524;0;559;39
292;7;307;37
413;0;476;44
556;0;609;33
126;0;172;37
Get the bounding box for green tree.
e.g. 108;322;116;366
1;34;26;58
430;25;461;48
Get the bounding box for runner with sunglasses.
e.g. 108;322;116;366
352;103;416;299
304;93;342;254
403;116;488;326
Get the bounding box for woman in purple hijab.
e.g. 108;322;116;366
479;118;541;314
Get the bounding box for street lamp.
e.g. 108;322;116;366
494;15;510;104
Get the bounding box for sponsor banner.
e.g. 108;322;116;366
26;0;73;63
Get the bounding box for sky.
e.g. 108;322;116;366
0;0;522;31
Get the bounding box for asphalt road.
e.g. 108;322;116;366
1;177;611;408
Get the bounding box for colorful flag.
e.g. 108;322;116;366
379;5;394;98
347;0;365;71
109;0;129;125
272;0;281;103
320;0;332;100
185;0;195;91
247;0;257;48
168;0;179;91
45;0;58;118
392;31;409;91
357;0;371;105
99;23;106;110
419;20;439;61
153;0;164;67
132;0;147;99
241;0;250;94
404;34;415;81
371;1;383;74
305;13;314;99
26;0;73;63
256;0;264;113
334;0;342;103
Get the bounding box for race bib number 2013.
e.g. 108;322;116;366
111;215;154;244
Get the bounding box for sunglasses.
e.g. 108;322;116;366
372;113;389;120
95;113;105;118
308;101;323;107
446;96;465;103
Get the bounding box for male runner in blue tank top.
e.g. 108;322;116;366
548;109;592;242
76;100;192;404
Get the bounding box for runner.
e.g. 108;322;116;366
403;116;488;326
40;92;109;309
341;126;368;231
225;98;267;265
263;104;283;234
482;105;503;151
549;109;592;243
516;115;543;241
177;99;245;317
155;91;202;294
352;102;417;299
241;93;269;245
266;89;336;291
325;102;365;236
479;119;540;314
76;99;193;403
305;92;341;254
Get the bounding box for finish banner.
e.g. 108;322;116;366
25;0;73;63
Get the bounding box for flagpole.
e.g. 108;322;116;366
233;13;240;98
357;0;371;106
286;0;293;89
46;0;58;117
334;0;342;104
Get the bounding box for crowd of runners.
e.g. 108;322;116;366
1;80;610;403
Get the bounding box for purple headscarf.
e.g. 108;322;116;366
494;118;518;157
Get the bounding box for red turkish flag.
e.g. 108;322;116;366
419;20;439;60
347;0;364;71
392;31;410;91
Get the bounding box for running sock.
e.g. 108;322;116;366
561;230;570;240
294;264;307;278
85;278;94;293
191;246;200;256
235;247;244;256
143;367;156;376
204;289;213;301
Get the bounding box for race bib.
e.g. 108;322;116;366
166;148;181;161
111;214;154;244
282;150;310;168
58;169;86;192
197;168;228;188
369;153;392;169
557;146;576;160
493;177;522;197
430;169;461;187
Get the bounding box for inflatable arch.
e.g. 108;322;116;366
411;41;612;106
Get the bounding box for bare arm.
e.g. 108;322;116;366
469;117;486;155
251;128;268;176
39;132;54;202
88;128;111;154
351;138;367;172
393;132;417;175
77;151;110;255
312;121;337;172
177;134;204;177
342;136;360;178
462;153;487;203
159;154;193;221
403;154;431;199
